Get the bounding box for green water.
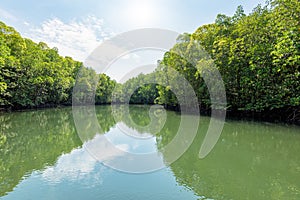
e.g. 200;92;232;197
0;105;299;200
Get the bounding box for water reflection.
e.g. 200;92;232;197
42;148;101;185
83;105;166;173
170;120;300;200
0;105;198;199
74;105;199;173
0;105;197;199
0;108;82;196
0;105;300;200
105;124;158;154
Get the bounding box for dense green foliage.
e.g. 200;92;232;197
0;22;81;108
117;73;159;104
109;0;300;122
192;0;300;112
0;0;299;123
153;0;300;122
0;22;116;109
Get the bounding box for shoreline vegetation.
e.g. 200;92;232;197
0;0;299;125
1;103;299;126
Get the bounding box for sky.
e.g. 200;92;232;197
0;0;266;81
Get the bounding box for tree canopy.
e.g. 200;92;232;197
0;0;299;123
140;0;300;123
0;22;116;109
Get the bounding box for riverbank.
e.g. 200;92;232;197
1;103;299;126
225;107;300;125
161;103;300;125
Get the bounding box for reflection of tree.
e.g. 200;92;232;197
0;104;178;195
2;105;299;199
0;106;121;197
128;105;151;127
155;112;180;150
0;108;82;196
96;106;117;133
167;120;300;200
112;105;170;136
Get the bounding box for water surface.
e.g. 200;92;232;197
0;105;299;199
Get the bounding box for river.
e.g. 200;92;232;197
0;105;299;199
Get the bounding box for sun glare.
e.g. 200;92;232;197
122;0;158;27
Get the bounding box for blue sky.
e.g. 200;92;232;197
0;0;266;80
1;0;266;32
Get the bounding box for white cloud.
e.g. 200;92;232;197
25;16;113;61
23;21;30;26
0;8;18;22
120;53;140;61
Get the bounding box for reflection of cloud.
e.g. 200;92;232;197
84;134;128;161
42;148;101;184
78;124;164;173
25;16;113;61
42;133;130;184
104;124;158;154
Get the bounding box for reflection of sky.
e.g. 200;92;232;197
105;123;158;154
41;148;100;184
1;120;200;200
2;148;199;200
75;121;165;173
